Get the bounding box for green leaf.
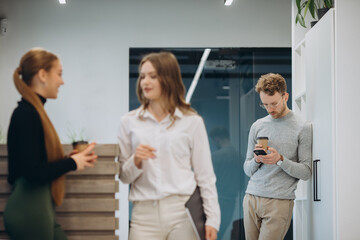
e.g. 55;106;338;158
303;0;316;19
299;17;306;28
296;13;307;28
324;0;333;8
296;0;301;11
309;0;316;19
304;0;311;17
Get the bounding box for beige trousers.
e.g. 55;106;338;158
129;194;197;240
243;194;294;240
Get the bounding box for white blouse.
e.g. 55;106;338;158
117;107;220;230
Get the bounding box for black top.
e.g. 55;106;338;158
7;95;76;185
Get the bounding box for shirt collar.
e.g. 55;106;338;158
173;107;183;119
135;107;184;120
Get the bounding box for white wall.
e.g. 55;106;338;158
335;0;360;239
0;0;291;143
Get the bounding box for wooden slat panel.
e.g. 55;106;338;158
0;181;11;194
0;144;119;239
0;161;118;176
94;157;118;162
0;219;4;231
0;232;118;240
0;190;120;212
63;144;119;157
0;144;119;157
1;180;119;194
56;199;118;212
69;162;119;175
0;145;7;157
1;217;118;233
0;218;119;233
0;199;7;212
65;231;118;240
57;217;118;230
0;162;6;175
68;236;117;240
66;180;118;194
0;232;9;240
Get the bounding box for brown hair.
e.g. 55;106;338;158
13;48;66;206
136;52;196;124
255;73;287;96
18;48;58;85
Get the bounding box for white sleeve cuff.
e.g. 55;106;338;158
120;154;143;183
205;218;220;232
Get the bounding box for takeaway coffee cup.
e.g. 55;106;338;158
256;137;268;151
72;141;89;152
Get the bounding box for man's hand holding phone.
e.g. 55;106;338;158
253;143;267;163
254;144;282;165
260;147;282;165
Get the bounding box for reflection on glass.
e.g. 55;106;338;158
129;47;292;240
209;127;241;239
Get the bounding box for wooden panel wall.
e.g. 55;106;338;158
0;144;120;240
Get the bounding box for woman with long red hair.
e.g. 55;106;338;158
4;48;98;239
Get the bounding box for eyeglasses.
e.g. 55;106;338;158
259;95;284;109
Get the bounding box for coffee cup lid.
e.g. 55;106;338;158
256;136;268;140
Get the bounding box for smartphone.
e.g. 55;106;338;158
253;149;267;155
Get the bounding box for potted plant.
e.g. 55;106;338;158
67;126;88;152
295;0;333;28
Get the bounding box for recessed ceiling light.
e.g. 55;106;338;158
224;0;233;6
59;0;66;4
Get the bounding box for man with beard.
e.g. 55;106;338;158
243;73;312;240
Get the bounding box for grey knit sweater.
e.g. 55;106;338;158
243;111;312;200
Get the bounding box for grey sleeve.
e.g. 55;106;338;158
243;124;262;177
280;122;312;180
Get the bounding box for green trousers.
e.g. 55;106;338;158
4;177;68;240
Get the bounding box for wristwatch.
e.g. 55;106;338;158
276;155;284;166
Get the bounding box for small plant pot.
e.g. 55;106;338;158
72;141;89;152
311;21;318;28
317;8;330;21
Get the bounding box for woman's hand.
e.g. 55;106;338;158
205;225;217;240
134;144;156;169
71;142;98;171
69;149;78;156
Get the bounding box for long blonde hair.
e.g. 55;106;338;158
136;52;196;125
13;48;66;206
